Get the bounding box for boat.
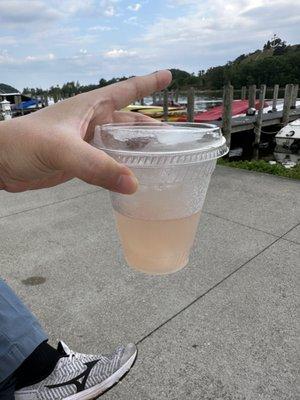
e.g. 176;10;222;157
233;99;300;118
123;104;187;120
274;119;300;165
15;98;39;111
177;99;269;122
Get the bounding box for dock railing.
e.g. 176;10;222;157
151;83;300;155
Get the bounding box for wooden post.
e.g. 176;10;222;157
222;84;233;147
253;84;266;160
14;95;20;106
163;89;169;121
272;84;279;112
32;95;38;110
291;84;299;109
152;93;156;105
282;84;294;126
140;97;145;105
241;86;246;100
174;89;179;103
158;91;162;103
248;85;256;110
187;87;195;122
14;95;21;115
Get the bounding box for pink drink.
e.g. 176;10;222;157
115;211;201;274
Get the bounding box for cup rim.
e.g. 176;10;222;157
93;122;228;165
100;121;220;133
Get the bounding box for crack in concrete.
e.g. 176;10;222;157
137;221;299;345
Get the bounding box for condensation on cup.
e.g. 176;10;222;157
92;122;228;275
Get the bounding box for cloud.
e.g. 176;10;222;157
47;0;120;17
25;53;56;62
241;2;300;24
88;25;116;31
0;36;17;46
103;49;137;58
0;50;14;64
51;0;94;14
0;51;56;66
123;16;142;26
141;0;299;52
0;0;61;28
127;3;141;11
99;0;119;16
0;0;120;31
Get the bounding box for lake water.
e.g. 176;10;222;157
143;94;223;112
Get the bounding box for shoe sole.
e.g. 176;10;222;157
64;349;137;400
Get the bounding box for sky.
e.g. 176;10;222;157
0;0;299;90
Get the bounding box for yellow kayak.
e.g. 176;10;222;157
122;105;187;121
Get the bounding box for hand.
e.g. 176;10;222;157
0;70;172;193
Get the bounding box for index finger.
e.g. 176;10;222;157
102;70;172;110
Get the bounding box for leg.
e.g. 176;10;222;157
0;278;48;383
0;374;16;400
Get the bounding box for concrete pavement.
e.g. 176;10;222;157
0;166;299;399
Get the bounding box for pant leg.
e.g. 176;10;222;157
0;374;16;400
0;279;48;382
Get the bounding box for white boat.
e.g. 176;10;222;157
232;100;300;119
274;119;300;165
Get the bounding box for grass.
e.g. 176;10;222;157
217;159;300;180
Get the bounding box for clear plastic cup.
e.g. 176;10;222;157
93;122;228;275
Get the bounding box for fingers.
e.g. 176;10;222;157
53;137;138;194
88;70;172;111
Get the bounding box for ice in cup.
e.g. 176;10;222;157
92;122;228;275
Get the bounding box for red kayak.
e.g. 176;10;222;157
178;99;269;122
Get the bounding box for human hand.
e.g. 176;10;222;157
0;70;172;193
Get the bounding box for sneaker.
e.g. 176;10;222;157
15;341;137;400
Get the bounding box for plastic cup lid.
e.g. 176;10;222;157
93;122;228;167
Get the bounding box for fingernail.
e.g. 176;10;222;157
116;174;138;194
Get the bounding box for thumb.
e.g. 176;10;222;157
54;138;138;194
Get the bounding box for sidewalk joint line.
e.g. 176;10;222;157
0;189;100;220
137;221;299;345
203;210;282;238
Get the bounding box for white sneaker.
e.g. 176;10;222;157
14;341;137;400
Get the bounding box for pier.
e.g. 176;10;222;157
153;84;300;145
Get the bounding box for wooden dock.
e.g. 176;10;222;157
153;83;300;152
208;107;300;133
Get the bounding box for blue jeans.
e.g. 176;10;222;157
0;374;16;399
0;279;48;383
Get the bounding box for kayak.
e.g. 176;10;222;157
123;105;187;120
177;99;269;122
